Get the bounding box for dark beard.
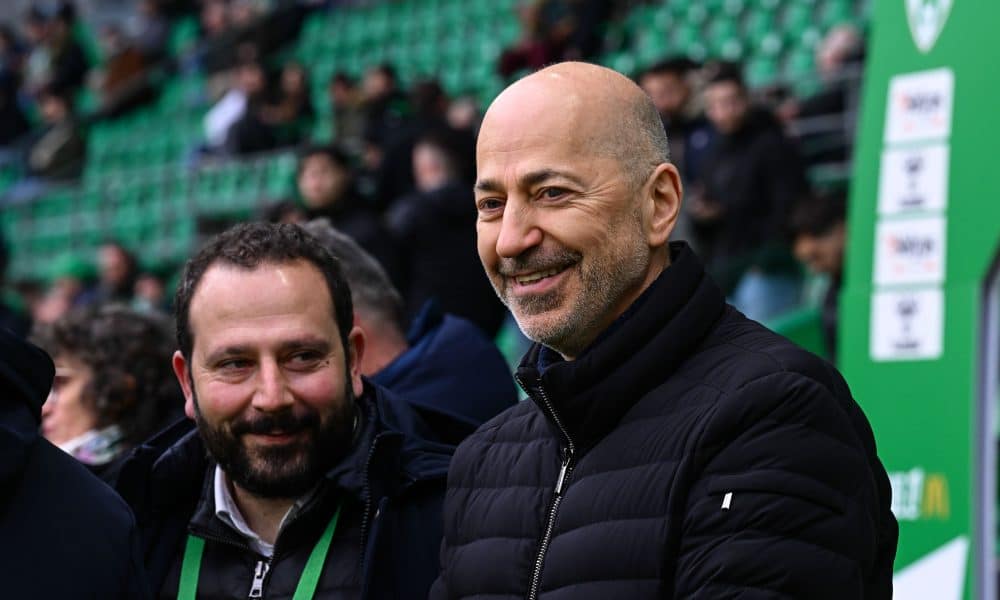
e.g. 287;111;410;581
193;380;358;499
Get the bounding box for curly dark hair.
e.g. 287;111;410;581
33;304;183;446
174;222;354;362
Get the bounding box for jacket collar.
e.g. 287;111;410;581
515;242;726;450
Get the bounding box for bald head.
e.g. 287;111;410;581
480;62;670;189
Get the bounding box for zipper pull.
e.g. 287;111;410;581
554;455;570;496
248;559;269;599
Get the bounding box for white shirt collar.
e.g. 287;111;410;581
213;467;322;559
214;467;277;558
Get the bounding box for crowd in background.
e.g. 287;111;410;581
0;0;864;474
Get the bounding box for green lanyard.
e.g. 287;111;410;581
177;502;343;600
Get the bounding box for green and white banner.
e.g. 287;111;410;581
844;1;1000;598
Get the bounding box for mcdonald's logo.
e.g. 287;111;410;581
888;467;950;521
921;473;950;519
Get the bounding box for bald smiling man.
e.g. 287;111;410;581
431;63;897;599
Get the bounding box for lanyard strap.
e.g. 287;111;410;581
178;502;343;600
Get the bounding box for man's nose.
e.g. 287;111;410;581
252;359;294;411
495;201;543;259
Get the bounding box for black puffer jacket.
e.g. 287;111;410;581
432;242;897;599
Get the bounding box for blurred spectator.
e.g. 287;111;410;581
696;64;806;321
329;71;365;154
95;241;139;304
376;76;441;194
562;0;614;60
33;254;97;325
44;3;89;94
446;95;481;134
361;63;409;162
779;25;864;123
387;129;506;337
638;58;714;186
297;144;400;280
499;0;576;77
203;60;275;155
0;73;30;147
778;25;865;166
790;191;847;360
0;24;25;82
304;219;517;445
199;0;229;42
260;61;314;146
27;84;85;180
32;304;183;482
133;272;167;313
0;237;30;337
133;0;170;60
0;327;148;599
91;23;152;116
21;7;52;95
260;198;307;224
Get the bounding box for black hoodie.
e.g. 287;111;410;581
0;327;149;598
698;107;807;291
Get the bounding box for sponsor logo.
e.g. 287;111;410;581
889;234;936;257
884;69;954;144
889;467;950;521
906;0;954;53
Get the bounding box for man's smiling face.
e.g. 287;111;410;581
474;74;656;359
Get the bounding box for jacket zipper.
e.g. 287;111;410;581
516;376;576;600
187;525;272;597
358;433;382;558
247;559;270;598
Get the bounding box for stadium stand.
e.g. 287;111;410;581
1;0;869;353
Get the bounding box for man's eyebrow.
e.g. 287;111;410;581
203;338;333;364
204;345;253;365
475;169;587;194
276;337;333;355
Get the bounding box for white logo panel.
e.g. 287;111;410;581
874;217;947;285
870;287;944;361
878;144;949;214
884;68;954;144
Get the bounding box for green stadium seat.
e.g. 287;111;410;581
708;19;744;60
820;0;855;28
745;56;779;87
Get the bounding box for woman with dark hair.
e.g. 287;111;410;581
33;304;183;482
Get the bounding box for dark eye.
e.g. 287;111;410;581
218;358;252;371
477;197;504;214
287;351;323;369
540;187;567;200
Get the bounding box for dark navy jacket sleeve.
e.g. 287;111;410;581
674;372;893;599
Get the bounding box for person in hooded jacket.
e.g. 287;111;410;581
304;219;517;446
115;223;452;599
0;326;149;598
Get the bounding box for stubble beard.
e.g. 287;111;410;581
495;214;651;358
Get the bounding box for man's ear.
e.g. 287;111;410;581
346;326;366;398
172;351;196;420
644;162;682;248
